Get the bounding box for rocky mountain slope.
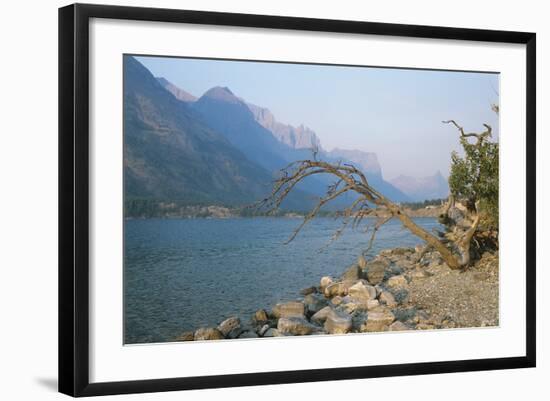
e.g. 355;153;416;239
156;77;197;102
124;57;274;206
247;102;323;151
127;61;414;212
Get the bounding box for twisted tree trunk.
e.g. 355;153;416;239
258;119;492;269
259;159;480;269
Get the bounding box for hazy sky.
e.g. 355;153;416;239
136;55;499;180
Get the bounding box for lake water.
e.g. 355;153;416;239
124;217;441;344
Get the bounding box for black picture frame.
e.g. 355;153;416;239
59;3;536;397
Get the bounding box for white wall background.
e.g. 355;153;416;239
0;0;546;399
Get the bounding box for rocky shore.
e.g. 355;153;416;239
174;246;499;342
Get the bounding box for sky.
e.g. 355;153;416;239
136;55;499;180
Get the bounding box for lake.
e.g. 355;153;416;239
124;217;441;344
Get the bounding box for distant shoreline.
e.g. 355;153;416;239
124;212;442;220
124;203;444;220
124;209;441;220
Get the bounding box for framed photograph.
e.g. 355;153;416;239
59;3;536;397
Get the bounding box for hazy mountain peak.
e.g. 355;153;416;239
389;172;449;202
327;148;382;177
201;86;242;104
246;102;322;151
155;77;197;102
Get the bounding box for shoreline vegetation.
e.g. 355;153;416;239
170;245;499;342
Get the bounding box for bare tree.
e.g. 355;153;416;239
259;122;494;270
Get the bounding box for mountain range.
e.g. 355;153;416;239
125;57;285;206
247;103;323;151
390;171;449;202
123;56;445;216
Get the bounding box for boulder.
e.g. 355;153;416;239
217;317;240;337
263;328;282;337
238;330;259;339
258;324;270;337
324;281;354;298
311;306;333;324
300;286;318;296
393;288;410;304
253;309;269;324
331;296;344;306
272;301;305;319
348;281;376;301
387;274;408;288
194;327;224;341
360;310;395;332
365;261;386;285
365;299;380;310
324;309;352;334
277;317;319;335
339;300;358;314
320;276;333;292
340;296;379;313
304;293;328;314
379;291;398;307
389;321;410;331
341;264;362;281
226;327;244;339
175;331;194;341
